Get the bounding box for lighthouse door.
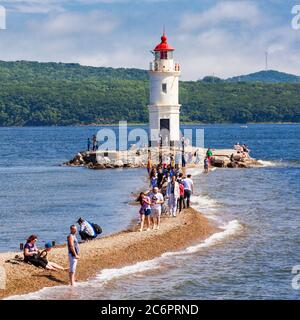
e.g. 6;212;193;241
160;119;170;146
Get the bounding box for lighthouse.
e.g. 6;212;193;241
148;33;181;147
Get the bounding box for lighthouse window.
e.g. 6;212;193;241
160;51;168;59
162;83;167;93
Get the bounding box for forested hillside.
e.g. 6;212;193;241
0;61;300;126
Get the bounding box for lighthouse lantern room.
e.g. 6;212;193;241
148;33;181;147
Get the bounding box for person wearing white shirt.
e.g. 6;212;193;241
149;187;164;230
182;174;194;208
166;175;180;217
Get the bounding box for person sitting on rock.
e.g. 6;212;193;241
77;217;100;241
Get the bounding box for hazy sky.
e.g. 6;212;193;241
0;0;300;80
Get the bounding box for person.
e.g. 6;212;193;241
92;134;97;151
177;180;185;212
162;163;168;176
234;143;243;152
87;138;91;151
23;235;43;267
206;147;213;162
204;157;209;173
147;154;152;176
195;149;201;164
38;242;66;271
182;174;194;208
157;167;164;189
188;152;193;164
67;225;80;286
160;175;169;196
149;187;164;230
138;192;152;232
166;175;180;217
77;218;98;241
23;236;65;271
150;169;158;189
242;144;250;155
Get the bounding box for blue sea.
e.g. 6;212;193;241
1;124;300;300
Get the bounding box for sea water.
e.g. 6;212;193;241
1;124;300;300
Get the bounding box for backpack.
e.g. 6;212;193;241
91;223;102;235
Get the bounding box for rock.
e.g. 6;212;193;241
114;160;124;168
211;158;225;167
93;164;106;170
227;162;237;168
237;162;249;168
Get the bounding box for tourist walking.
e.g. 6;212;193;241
157;167;164;189
183;174;194;208
177;180;185;212
138;192;152;231
67;225;80;286
149;187;164;230
150;168;158;189
166;175;180;217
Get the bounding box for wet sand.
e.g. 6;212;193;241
0;208;218;299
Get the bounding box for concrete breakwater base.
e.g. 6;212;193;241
64;146;261;170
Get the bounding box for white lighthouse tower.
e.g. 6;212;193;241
148;33;181;147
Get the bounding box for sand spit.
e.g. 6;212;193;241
0;208;217;299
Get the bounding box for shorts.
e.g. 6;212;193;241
68;253;78;273
144;208;152;216
151;208;161;218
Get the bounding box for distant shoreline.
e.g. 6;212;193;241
0;122;300;129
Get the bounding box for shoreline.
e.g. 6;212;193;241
1;122;300;129
0;208;219;300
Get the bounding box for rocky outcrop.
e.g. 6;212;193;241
64;151;146;170
211;154;261;169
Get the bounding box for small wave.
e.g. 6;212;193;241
95;260;161;283
162;219;243;257
257;160;278;167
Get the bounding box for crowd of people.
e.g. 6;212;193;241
233;143;251;158
138;161;195;231
21;145;216;286
23;218;102;286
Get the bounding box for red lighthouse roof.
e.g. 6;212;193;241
154;33;174;52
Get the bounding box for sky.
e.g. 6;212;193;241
0;0;300;80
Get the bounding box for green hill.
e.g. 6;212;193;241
227;70;300;83
0;61;300;126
